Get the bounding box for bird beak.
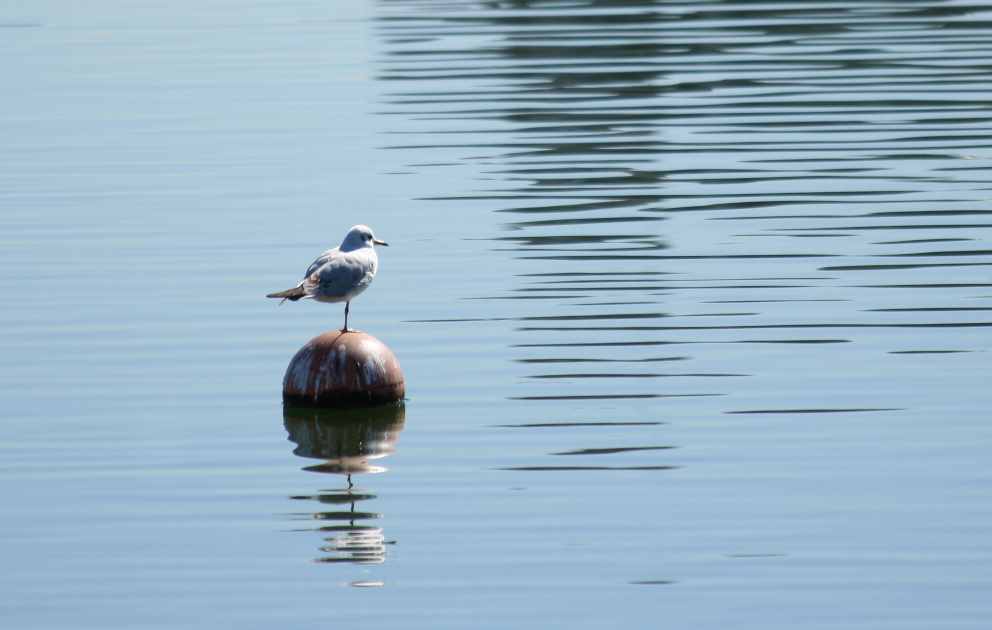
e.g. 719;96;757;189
373;239;389;247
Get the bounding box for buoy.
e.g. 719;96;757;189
282;331;405;407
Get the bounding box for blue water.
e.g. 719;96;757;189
2;1;991;628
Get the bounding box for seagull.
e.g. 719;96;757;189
267;225;388;332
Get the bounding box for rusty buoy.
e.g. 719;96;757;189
282;331;405;407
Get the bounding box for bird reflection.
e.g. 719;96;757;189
284;404;405;566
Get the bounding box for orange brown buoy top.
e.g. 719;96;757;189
283;331;405;407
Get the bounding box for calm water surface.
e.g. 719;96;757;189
2;1;991;628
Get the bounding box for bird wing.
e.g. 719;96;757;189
303;250;375;299
303;247;339;278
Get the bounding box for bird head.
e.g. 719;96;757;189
341;225;388;251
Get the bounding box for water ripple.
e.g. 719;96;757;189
378;0;992;474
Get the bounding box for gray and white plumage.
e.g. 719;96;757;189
267;224;387;331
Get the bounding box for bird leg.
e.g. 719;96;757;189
341;301;351;332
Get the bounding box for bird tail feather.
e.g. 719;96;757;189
266;286;306;303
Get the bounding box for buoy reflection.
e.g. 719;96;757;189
284;404;405;567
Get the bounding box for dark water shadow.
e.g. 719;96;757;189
284;404;405;567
